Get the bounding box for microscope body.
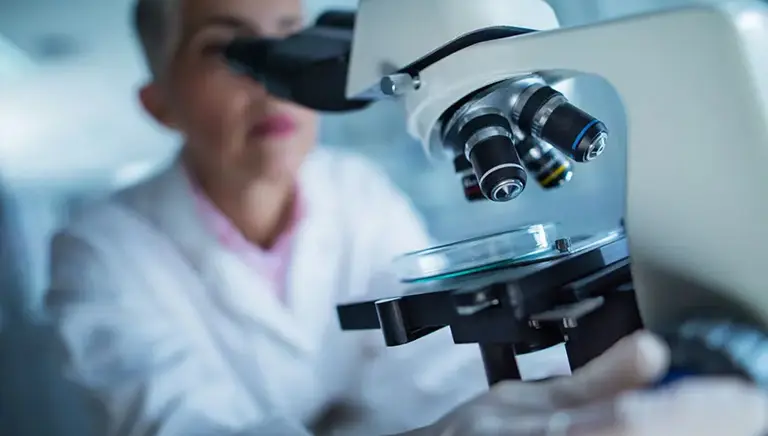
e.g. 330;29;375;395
346;0;768;336
224;1;768;385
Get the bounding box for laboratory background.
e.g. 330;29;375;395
0;0;742;434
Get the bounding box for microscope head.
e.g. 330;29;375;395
345;0;560;98
346;0;609;202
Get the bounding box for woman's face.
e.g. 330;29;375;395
157;0;317;184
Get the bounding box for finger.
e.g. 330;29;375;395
436;403;619;436
567;378;768;436
614;379;768;436
544;331;670;407
489;380;569;411
433;402;563;436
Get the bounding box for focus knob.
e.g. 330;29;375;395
658;319;768;387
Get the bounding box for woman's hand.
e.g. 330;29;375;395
585;377;767;435
402;331;768;435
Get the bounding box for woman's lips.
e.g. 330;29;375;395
252;114;297;138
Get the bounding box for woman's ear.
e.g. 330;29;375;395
139;82;177;129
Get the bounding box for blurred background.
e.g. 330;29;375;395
0;0;735;434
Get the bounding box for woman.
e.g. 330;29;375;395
45;0;768;434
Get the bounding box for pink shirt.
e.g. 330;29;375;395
187;175;305;303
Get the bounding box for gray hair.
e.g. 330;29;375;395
133;0;178;78
133;0;329;77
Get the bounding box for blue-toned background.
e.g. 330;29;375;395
0;0;741;434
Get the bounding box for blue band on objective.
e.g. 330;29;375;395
571;119;600;150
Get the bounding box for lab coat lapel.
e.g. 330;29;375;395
123;160;315;356
285;165;347;350
201;247;318;356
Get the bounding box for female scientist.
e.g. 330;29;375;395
45;0;768;434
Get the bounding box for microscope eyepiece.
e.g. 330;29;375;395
516;137;573;189
457;113;527;202
512;84;608;163
223;26;372;112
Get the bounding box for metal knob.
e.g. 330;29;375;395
380;73;421;96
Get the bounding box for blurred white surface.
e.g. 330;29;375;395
0;62;179;192
0;0;173;193
0;34;33;81
517;344;573;380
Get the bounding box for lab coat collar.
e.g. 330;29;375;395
118;155;332;357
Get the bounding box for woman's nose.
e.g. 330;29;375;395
239;76;269;99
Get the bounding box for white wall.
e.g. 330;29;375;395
0;62;179;192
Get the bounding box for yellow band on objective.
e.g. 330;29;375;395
540;164;568;187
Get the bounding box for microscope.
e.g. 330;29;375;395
225;0;768;386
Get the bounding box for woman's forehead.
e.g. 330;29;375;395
178;0;304;30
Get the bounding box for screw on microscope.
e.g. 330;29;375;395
562;318;578;329
380;73;421;96
455;289;500;316
554;238;572;253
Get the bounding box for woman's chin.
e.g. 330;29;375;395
240;138;312;180
253;155;304;181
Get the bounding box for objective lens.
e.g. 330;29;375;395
516;137;573;189
513;84;608;163
457;113;527;202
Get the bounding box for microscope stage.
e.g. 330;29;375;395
337;228;630;339
396;226;624;284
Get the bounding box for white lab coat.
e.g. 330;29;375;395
45;148;490;436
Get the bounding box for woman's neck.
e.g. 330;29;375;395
198;172;297;250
